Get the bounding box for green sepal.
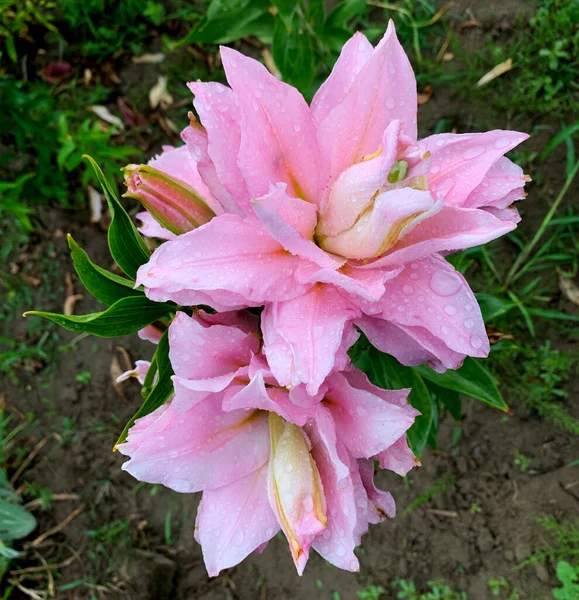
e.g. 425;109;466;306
83;155;150;279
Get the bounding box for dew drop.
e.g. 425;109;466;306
470;335;483;349
444;304;457;315
462;146;485;160
429;270;462;296
402;284;414;295
386;96;395;109
464;318;474;329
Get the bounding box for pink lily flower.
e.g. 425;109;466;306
135;22;529;395
117;311;419;576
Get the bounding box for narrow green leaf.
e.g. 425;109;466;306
415;357;508;411
67;234;143;306
25;296;174;338
475;293;515;321
354;347;433;457
115;331;174;446
83;155;150;279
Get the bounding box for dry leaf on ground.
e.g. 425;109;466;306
476;59;513;87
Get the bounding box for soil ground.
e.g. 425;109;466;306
2;0;578;598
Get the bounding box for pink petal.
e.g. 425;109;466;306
197;309;259;334
317;21;418;183
252;184;344;269
367;205;516;268
137;322;165;344
136;214;311;308
116;360;151;385
358;460;396;521
119;398;270;493
319;187;440;260
485;205;521;224
362;255;490;362
311;32;373;124
261;285;360;395
323;372;416;458
422;130;529;207
196;465;279;576
317;120;401;237
169;312;257;380
149;144;221;214
136;211;177;241
356;315;465;371
296;262;402;302
181;121;242;217
221;47;321;203
465;156;528;210
223;372;313;427
375;435;420;476
187;82;251;215
308;418;360;571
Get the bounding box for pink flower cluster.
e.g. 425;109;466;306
119;22;528;576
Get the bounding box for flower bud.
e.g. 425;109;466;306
267;413;326;574
123;164;216;235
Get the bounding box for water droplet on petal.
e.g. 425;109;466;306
386;96;395;109
470;335;483;349
462;146;485;160
429;270;462;296
464;318;474;329
444;304;457;315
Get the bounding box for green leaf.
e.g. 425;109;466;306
326;0;366;28
416;357;508;412
83;155;150;279
25;296;174;338
178;0;272;45
354;347;433;458
427;381;462;421
0;499;36;541
115;331;174;446
67;234;143;306
476;293;515;321
272;0;298;19
426;395;439;451
272;14;316;95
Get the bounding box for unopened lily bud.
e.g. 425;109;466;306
123;164;216;235
267;413;327;575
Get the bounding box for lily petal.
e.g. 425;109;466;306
317;21;418;183
136;214;311;308
253;183;345;269
221;47;321;203
262;285;360;395
311;32;373;124
188;81;251;215
323;372;416;459
196;465;279;577
119;399;270;493
361;255;489;363
422;130;529;207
